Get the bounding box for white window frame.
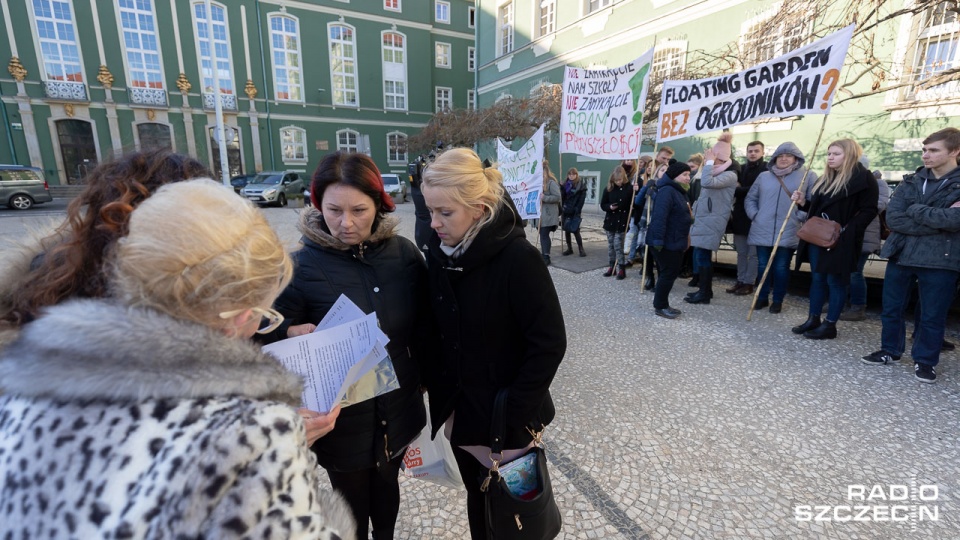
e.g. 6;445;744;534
29;0;86;82
901;1;960;102
468;46;476;71
381;30;408;111
435;86;452;112
280;126;307;163
467;89;476;110
537;0;556;39
651;41;687;85
498;2;514;57
435;0;451;24
268;13;304;103
116;0;165;90
387;131;408;164
581;171;601;204
738;2;811;69
585;0;615;15
336;129;360;153
191;1;236;95
468;6;476;28
384;0;401;13
328;22;359;107
435;42;452;68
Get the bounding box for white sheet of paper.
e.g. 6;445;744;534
263;312;384;411
315;294;367;331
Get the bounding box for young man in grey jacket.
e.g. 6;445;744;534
861;128;960;383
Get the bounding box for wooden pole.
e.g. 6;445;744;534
747;114;830;321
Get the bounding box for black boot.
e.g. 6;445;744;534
792;315;821;335
644;277;655;290
687;272;700;288
804;320;837;340
579;245;587;257
562;239;573;256
685;266;712;304
603;266;615;277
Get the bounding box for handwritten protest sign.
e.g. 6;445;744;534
497;124;544;220
657;25;854;142
559;49;654;159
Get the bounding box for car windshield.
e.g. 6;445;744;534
254;174;283;185
382;176;400;185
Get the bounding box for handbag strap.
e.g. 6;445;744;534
774;174;792;197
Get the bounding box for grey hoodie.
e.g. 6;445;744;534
745;142;818;248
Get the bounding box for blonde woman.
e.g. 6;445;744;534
600;166;633;279
421;148;566;539
790;139;879;339
0;180;353;539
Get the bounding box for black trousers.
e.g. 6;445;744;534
452;446;490;540
324;454;404;540
652;248;683;309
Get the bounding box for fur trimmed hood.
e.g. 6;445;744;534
0;299;303;405
298;206;399;251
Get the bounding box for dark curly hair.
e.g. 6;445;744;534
2;149;211;326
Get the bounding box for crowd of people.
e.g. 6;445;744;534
591;127;960;384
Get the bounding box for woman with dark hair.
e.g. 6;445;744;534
561;167;587;257
265;151;431;540
0;150;210;342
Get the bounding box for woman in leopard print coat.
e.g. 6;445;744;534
0;180;354;540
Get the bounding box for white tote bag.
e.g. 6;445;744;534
401;396;464;490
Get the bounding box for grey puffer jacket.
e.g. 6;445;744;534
540;178;562;228
745;142;817;249
881;165;960;270
862;177;891;254
690;160;740;251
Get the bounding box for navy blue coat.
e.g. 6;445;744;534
647;176;693;251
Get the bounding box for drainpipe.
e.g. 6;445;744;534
255;0;275;170
0;83;17;163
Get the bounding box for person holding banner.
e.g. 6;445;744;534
790;139;879;340
745;142;817;314
561;167;588;257
686;133;741;305
539;162;563;266
647;162;694;319
601;167;633;279
419;147;566;539
265;152;431;540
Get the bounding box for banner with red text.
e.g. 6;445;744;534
657;25;854;142
559;50;654;159
497;124;545;220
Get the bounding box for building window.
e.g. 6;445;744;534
904;1;959;101
137;123;173;151
337;129;359;153
468;46;475;71
740;3;811;68
31;0;84;82
56;120;98;184
435;1;450;24
387;132;408;163
467;89;476;110
281;127;307;162
435;42;452;68
468;6;476;28
499;2;514;56
193;2;234;95
382;31;407;110
118;0;163;89
435;87;452;112
651;43;686;88
538;0;556;38
586;0;615;14
384;0;401;12
329;23;358;106
269;14;304;102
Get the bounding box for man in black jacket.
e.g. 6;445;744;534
728;140;765;295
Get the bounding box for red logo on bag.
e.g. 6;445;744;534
404;446;423;468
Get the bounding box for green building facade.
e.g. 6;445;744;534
475;0;959;204
0;0;477;185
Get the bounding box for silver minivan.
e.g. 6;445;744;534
0;165;53;210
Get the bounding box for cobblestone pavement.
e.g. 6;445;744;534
3;199;957;539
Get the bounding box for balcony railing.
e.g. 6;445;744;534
42;80;87;101
129;87;168;107
203;92;238;110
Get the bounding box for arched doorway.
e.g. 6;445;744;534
56;120;98;184
208;126;243;179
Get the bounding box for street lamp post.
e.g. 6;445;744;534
204;0;230;187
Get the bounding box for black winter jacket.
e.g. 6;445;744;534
266;209;430;472
425;198;565;450
560;179;587;220
795;163;879;276
881;165;960;271
600;182;633;232
647;176;692;252
732;159;767;235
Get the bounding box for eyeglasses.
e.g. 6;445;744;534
219;306;285;335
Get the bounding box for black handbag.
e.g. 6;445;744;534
561;215;581;233
480;389;561;539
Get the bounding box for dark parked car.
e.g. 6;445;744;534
230;174;256;194
0;165;53;210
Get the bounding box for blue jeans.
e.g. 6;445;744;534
807;245;847;322
848;252;870;305
755;246;795;303
693;247;713;270
880;261;959;366
627;221;641;260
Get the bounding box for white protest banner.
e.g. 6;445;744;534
497;124;544;220
657;25;854;142
559;49;654;159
